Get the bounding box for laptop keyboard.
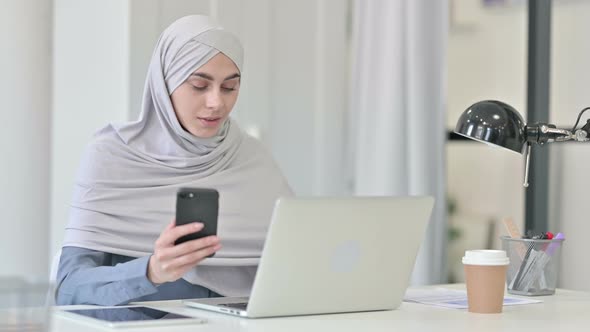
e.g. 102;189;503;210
219;302;248;310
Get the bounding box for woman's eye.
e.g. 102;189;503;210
221;85;238;92
192;85;207;91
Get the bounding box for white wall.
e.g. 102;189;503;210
51;0;131;257
447;2;528;128
550;0;590;291
0;0;52;278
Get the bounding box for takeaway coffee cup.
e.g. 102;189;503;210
462;250;510;313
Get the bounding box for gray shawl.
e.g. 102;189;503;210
62;15;292;297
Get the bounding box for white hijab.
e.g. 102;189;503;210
62;15;292;297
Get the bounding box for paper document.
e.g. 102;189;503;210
403;288;542;309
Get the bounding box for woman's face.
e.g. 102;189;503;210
171;53;241;138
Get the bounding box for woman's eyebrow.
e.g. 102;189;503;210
191;73;214;80
223;73;241;81
191;73;241;81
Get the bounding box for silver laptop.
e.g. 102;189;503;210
183;196;434;318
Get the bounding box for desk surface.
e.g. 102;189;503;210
51;284;590;332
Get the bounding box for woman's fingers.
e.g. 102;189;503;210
149;219;221;284
167;244;223;273
157;235;220;261
165;219;176;230
156;222;204;247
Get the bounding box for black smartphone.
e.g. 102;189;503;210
174;188;219;251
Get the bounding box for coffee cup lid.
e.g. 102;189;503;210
462;250;509;266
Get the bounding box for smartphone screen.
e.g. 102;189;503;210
175;188;219;248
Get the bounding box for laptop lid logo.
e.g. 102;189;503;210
331;240;361;273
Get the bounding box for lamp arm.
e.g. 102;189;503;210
575;119;590;141
525;108;590;144
526;124;589;144
540;125;575;142
569;107;590;142
521;124;587;188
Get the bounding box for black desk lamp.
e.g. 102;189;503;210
454;100;590;187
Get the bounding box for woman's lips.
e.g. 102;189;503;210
197;117;222;127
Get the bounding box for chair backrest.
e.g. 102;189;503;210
49;249;61;283
47;249;62;305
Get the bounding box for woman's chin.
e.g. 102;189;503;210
189;127;219;138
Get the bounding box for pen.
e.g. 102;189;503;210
545;233;565;255
502;218;526;259
512;241;535;290
517;233;565;291
512;231;552;291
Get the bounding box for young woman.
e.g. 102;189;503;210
56;15;292;305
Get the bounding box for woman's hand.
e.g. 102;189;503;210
147;220;221;285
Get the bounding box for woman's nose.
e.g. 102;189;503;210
205;89;222;110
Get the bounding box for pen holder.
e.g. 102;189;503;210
501;236;564;296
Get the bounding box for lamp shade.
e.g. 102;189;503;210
454;100;527;154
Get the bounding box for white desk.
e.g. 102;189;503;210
50;284;590;332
